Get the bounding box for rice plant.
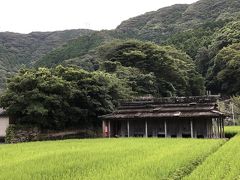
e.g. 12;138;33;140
0;138;224;180
185;135;240;180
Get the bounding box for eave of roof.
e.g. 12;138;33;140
100;96;226;120
100;110;225;120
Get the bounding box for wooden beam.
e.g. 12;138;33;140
190;120;194;138
164;120;167;138
145;120;148;138
127;120;130;137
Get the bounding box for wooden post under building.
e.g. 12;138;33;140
190;120;193;138
127;120;130;137
145;120;148;138
108;120;111;138
164;120;167;138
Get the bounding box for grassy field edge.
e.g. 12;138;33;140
184;126;240;179
170;138;226;180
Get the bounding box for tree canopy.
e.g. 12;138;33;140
0;66;132;129
207;43;240;95
98;40;205;96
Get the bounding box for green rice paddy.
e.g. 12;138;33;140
0;138;224;180
1;126;240;180
185;134;240;180
225;126;240;135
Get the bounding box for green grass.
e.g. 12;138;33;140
185;135;240;180
0;138;224;180
224;126;240;134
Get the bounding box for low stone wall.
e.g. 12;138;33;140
5;125;40;143
5;124;101;143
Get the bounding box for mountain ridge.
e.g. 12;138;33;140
0;29;94;90
1;0;240;95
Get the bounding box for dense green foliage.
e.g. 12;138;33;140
207;43;240;95
231;96;240;123
100;61;159;96
185;134;240;180
98;40;205;96
0;30;93;90
35;32;110;68
0;66;132;129
0;39;205;128
0;0;240;120
1;0;240;96
0;138;224;180
205;21;240;95
0;0;239;133
29;0;240;96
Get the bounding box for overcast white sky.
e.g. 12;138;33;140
0;0;198;34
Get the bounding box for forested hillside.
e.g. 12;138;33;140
0;29;94;91
34;0;240;97
1;0;240;96
1;0;240;133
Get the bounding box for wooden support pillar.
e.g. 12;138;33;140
212;118;214;138
145;120;148;138
108;120;111;138
219;118;221;138
221;117;223;138
102;120;105;137
218;118;222;138
222;118;225;138
207;120;212;138
212;119;215;138
213;118;216;138
164;120;167;138
127;120;130;137
217;118;220;138
221;119;223;138
209;119;212;138
190;120;194;138
206;120;209;138
208;121;210;138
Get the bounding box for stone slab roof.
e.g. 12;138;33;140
100;96;226;120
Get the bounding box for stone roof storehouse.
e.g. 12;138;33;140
100;96;226;138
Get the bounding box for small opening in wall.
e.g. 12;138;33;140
133;133;144;137
0;138;5;143
197;135;204;138
157;134;165;138
182;134;191;138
